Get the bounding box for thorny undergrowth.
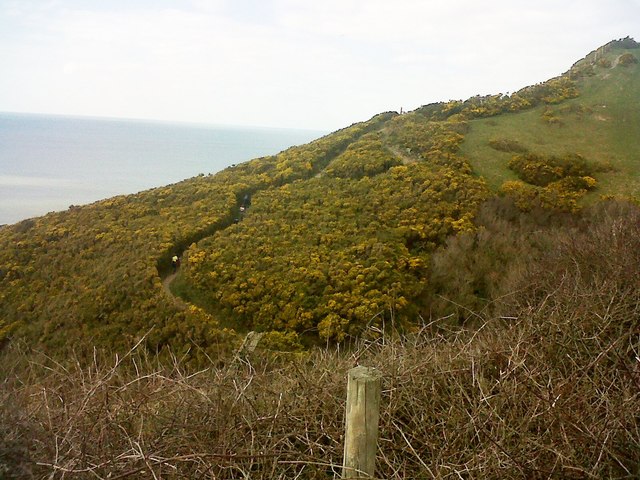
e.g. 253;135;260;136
1;203;639;479
2;308;637;479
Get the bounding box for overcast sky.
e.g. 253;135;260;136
1;0;638;131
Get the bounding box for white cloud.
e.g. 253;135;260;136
0;174;83;188
0;0;638;130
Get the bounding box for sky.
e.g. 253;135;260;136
0;0;639;131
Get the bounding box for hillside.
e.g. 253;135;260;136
169;39;640;345
1;38;639;479
461;38;640;198
1;37;640;355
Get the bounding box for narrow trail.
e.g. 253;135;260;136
387;144;419;165
159;215;265;360
162;269;187;310
157;117;393;313
379;126;420;166
157;198;249;311
163;261;263;361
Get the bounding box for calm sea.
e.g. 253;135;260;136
0;113;325;225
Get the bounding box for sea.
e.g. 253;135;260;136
0;112;326;225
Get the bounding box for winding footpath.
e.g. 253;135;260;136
158;199;250;311
162;269;187;310
158;120;391;313
160;227;265;361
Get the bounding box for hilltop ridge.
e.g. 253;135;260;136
462;36;640;196
0;37;639;353
1;37;639;480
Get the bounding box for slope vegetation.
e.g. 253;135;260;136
1;37;639;480
3;202;639;477
0;38;639;356
0;114;393;357
462;38;640;198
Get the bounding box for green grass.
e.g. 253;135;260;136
461;47;640;199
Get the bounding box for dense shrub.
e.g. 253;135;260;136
0;113;396;356
181;162;487;342
619;52;639;66
488;138;529;153
568;63;596;79
325;132;402;179
3;213;638;480
597;57;612;68
500;179;585;212
432;76;579;120
507;153;594;187
425;197;550;323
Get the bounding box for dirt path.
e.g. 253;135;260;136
162;269;187;310
379;126;420;165
387;144;419;165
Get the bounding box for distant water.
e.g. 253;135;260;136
0;113;325;225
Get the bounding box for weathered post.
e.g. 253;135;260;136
342;366;382;479
228;331;263;373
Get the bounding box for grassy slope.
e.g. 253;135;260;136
461;46;640;198
3;203;639;478
1;41;639;480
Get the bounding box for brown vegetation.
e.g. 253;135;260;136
1;39;639;479
1;201;638;479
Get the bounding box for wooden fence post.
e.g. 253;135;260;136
228;331;263;374
342;365;382;479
